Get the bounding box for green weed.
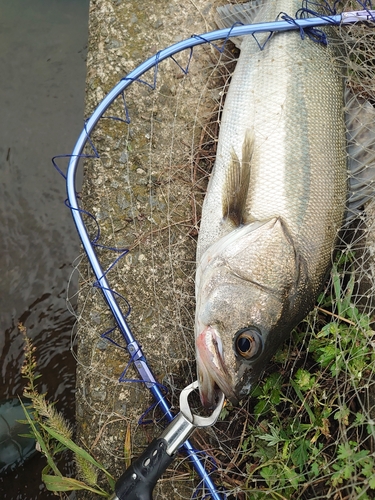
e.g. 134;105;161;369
220;254;375;499
19;323;115;497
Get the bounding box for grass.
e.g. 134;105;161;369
18;249;375;499
19;323;115;498
214;251;375;499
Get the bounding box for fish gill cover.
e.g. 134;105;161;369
52;0;375;498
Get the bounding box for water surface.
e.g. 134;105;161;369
0;0;89;497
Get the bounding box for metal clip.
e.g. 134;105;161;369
109;382;225;500
179;380;225;427
160;381;224;456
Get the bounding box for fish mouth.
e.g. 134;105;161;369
196;326;237;408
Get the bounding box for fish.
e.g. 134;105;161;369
195;0;348;408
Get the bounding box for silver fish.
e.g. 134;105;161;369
195;0;347;407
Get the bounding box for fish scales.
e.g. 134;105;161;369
195;0;347;407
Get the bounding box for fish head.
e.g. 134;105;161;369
195;217;312;408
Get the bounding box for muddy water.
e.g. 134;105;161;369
0;0;89;497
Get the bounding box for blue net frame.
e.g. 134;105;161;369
54;5;374;499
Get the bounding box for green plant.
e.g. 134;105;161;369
19;323;115;497
331;441;375;490
220;254;375;499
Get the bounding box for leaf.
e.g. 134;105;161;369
42;474;109;496
290;380;316;424
336;442;353;461
284;466;301;488
291;440;310;471
316;345;336;368
332;264;342;316
331;470;343;487
219;405;229;420
354;412;366;426
264;373;282;396
257;424;283;447
124;423;132;469
254;399;269;418
261;466;274;479
294;368;315;392
40;423;115;489
19;400;61;477
259;465;276;486
334;405;350;426
310;461;319;478
369;475;375;489
340;271;355;313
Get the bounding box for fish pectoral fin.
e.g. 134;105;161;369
222;129;254;228
289;245;312;314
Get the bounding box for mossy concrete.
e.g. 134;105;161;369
76;0;228;498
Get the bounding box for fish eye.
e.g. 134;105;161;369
234;328;263;361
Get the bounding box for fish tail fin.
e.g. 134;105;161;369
345;88;375;224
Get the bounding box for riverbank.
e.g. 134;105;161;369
76;1;225;497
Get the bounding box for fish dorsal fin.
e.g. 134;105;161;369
216;1;271;49
216;1;264;28
222;130;253;227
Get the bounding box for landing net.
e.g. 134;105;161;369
59;1;375;498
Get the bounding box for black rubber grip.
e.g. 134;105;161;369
114;438;174;500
